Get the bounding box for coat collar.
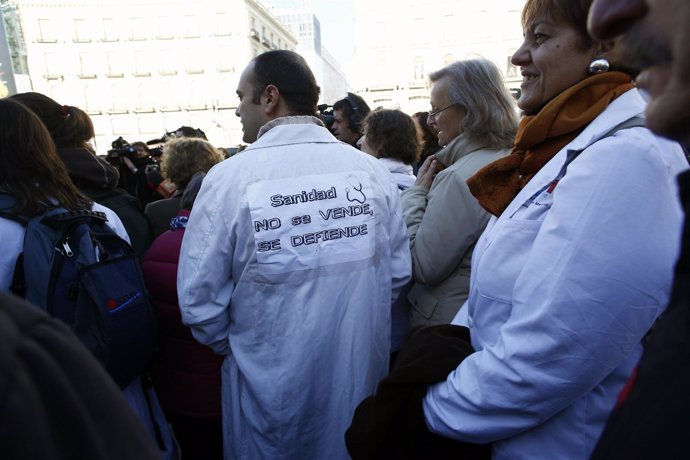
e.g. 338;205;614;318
256;115;325;140
436;134;487;166
563;88;645;152
500;88;646;219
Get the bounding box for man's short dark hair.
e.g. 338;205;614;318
333;92;371;134
250;50;320;116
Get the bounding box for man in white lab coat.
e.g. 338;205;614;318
177;50;411;460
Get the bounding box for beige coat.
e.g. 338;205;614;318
401;134;509;330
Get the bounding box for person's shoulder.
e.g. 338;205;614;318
143;228;184;263
145;196;179;214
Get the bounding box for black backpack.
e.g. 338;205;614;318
0;195;157;388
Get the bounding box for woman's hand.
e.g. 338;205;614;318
415;154;444;189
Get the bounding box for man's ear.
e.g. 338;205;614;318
263;85;281;115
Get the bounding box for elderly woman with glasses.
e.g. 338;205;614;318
400;58;518;332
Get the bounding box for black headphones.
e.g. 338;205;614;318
344;93;365;133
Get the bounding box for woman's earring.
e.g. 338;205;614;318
589;58;610;74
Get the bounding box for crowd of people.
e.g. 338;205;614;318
0;0;689;458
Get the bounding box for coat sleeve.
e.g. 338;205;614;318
177;175;234;355
423;132;685;443
401;169;487;286
386;181;413;303
0;219;24;291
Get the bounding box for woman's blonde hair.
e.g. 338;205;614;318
160;138;223;189
428;58;518;149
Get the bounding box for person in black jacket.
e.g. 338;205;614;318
10;92;153;256
145;137;223;238
587;1;690;458
0;291;161;460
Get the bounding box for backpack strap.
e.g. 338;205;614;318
9;254;26;298
0;194;29;226
41;210;108;228
0;210;28;226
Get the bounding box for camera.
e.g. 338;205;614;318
106;136;137;158
318;104;334;130
148;146;163;158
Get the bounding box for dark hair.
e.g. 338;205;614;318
250;50;320;116
520;0;635;76
413;111;441;162
172;126;208;140
333;93;371;134
130;141;149;152
0;99;91;216
10;92;95;150
521;0;594;51
363;109;420;165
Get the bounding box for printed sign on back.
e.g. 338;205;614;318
247;172;376;274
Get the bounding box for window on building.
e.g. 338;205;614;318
102;18;119;42
83;84;102;114
413;57;425;80
184;15;200;38
216;46;234;72
214;12;231;36
186;48;204;74
133;50;151;76
73;18;91;43
37;18;57;43
49;84;69;104
135;81;156;112
106;51;125;77
160;80;180;111
43;52;62;79
128;17;147;41
188;78;207;110
216;77;236;108
111;115;135;135
78;52;98;78
109;82;129;113
138;114;163;135
506;52;519;79
159;49;178;75
157;16;174;39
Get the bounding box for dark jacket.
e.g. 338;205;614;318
145;194;183;238
591;169;690;459
142;212;223;419
346;325;490;460
57;147;153;255
0;291;160;460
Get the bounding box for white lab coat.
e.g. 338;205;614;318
423;89;688;459
178;117;411;460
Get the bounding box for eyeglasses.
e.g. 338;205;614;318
428;104;457;119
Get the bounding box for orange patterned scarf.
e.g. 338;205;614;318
467;72;634;216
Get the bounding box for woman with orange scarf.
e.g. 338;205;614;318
420;0;688;458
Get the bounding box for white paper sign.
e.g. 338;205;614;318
246;171;376;274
